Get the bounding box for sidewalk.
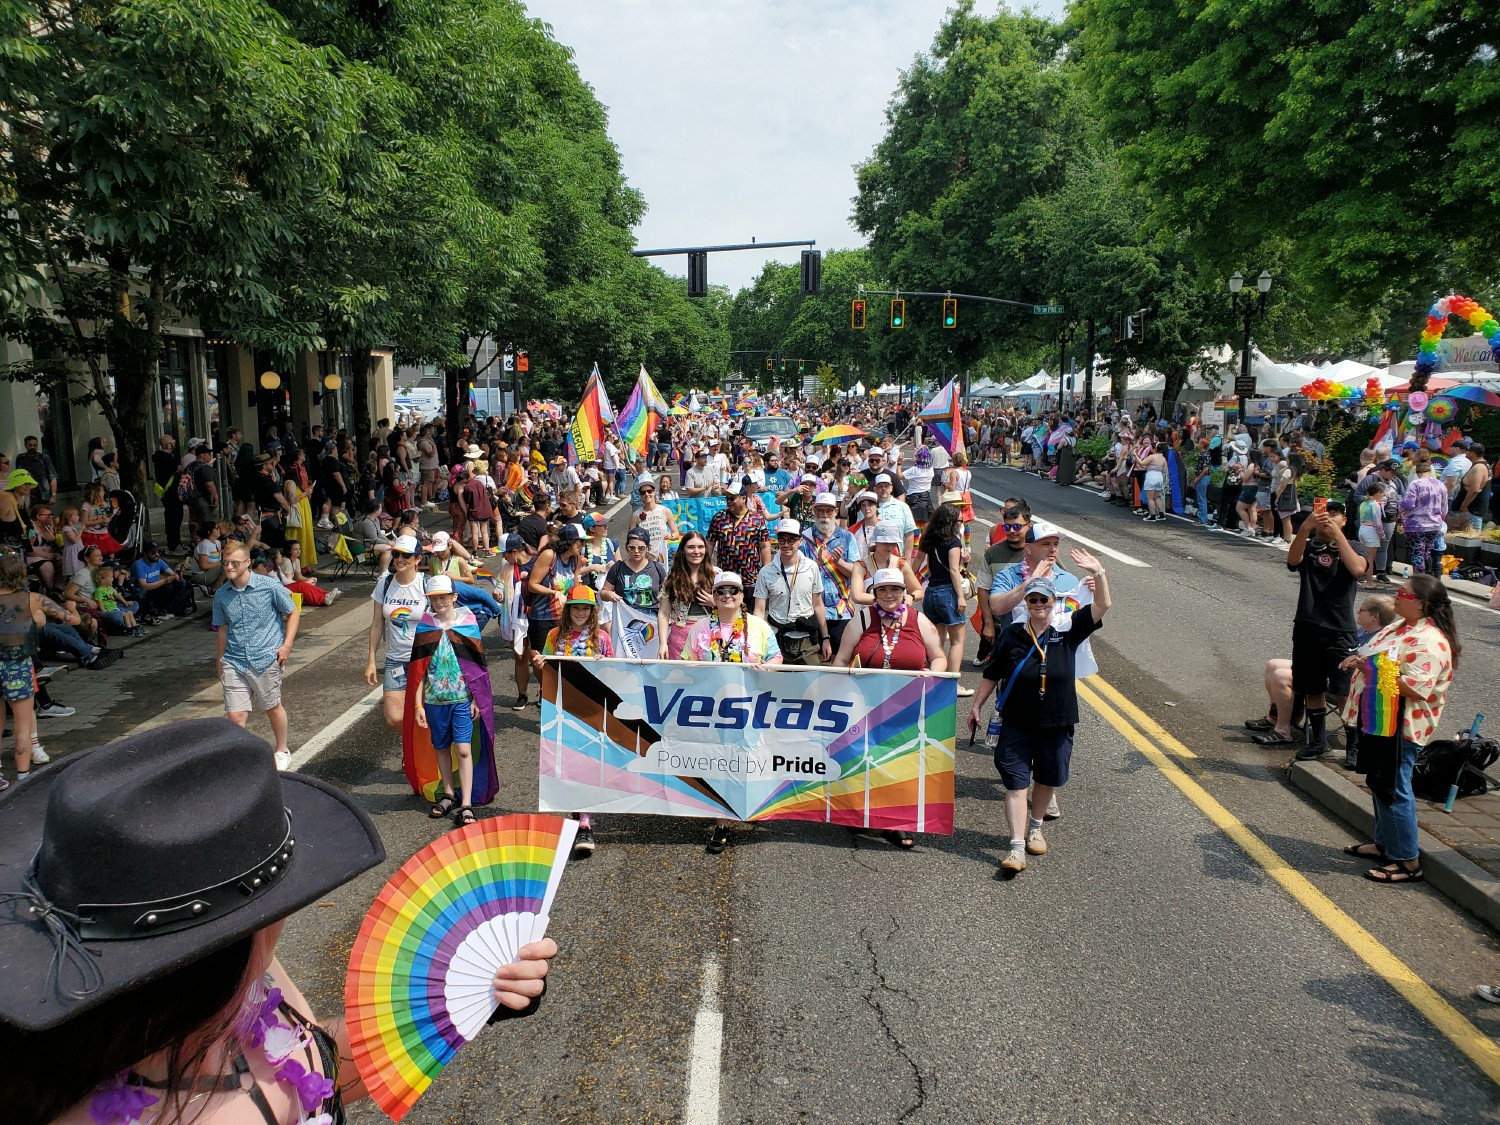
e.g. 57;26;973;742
1291;757;1500;934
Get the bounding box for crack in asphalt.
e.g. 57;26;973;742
845;827;880;873
860;917;929;1123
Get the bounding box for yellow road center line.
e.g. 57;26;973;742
1076;679;1500;1085
1087;675;1198;759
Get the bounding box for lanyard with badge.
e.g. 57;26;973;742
1025;623;1050;698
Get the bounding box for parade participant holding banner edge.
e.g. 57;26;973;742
970;557;1111;876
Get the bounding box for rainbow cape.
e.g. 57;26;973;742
566;364;615;465
917;379;964;454
402;609;499;806
618;364;669;456
1358;651;1400;737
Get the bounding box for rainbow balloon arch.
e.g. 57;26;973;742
1300;293;1500;454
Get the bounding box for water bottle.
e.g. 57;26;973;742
985;711;1002;750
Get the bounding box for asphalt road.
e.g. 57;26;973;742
261;475;1500;1124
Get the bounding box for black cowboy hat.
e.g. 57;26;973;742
0;718;384;1031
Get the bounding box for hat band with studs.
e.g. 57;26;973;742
69;810;296;941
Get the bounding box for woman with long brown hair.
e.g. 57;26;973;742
1338;573;1459;885
661;531;715;659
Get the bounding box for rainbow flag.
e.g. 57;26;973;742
917;379;964;454
566;363;615;465
1359;652;1400;736
1370;399;1401;449
618;364;669;455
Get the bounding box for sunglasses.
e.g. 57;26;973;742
390;550;413;560
713;587;741;596
1024;595;1053;605
1395;587;1420;602
1001;522;1025;532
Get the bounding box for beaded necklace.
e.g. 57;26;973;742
876;604;907;670
711;611;748;663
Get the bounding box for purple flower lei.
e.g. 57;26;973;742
89;975;334;1125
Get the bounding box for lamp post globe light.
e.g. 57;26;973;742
1229;270;1272;426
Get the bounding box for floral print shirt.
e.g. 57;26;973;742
1339;618;1453;746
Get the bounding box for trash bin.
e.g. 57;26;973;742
1056;446;1077;487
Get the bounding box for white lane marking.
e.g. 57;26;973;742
968;486;1151;568
289;686;383;770
683;956;724;1125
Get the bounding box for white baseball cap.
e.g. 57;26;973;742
1026;518;1062;543
800;473;819;484
870;567;906;589
425;574;454;596
872;522;902;545
873;473;893;486
725;480;744;496
814;492;839;508
775;518;802;537
392;534;420;555
854;490;878;506
713;571;743;590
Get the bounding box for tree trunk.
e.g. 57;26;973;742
1160;367;1188;427
351;346;373;459
106;286;159;511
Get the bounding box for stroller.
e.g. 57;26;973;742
106;489;147;562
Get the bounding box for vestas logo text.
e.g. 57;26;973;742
643;686;854;736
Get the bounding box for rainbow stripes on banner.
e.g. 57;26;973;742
567;363;615;465
917;378;964;454
618;364;669;456
1359;652;1400;737
538;660;957;833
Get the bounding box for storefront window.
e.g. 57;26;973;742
36;385;76;485
157;337;194;451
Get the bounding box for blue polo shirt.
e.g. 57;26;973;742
212;572;295;672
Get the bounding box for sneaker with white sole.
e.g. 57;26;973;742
326;588;342;605
1476;985;1500;1004
36;703;75;719
1044;794;1061;820
29;740;50;765
1000;846;1027;873
572;825;596;858
956;686;974;697
1025;825;1048;855
274;750;292;771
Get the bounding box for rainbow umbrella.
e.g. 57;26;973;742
1440;385;1500;409
813;424;867;444
669;405;690;415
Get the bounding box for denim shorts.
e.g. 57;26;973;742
994;724;1074;790
425;700;474;748
383;656;408;692
922;583;964;626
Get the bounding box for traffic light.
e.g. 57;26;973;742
851;299;866;329
798;360;805;374
890;298;905;329
687;251;707;298
1125;314;1136;340
765;356;773;371
779;354;786;372
800;249;822;297
942;298;957;328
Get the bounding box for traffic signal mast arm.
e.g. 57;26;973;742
856;287;1056;311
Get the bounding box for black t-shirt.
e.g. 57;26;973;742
252;472;281;512
1291;539;1358;632
188;459;216;498
320;454;347;498
539;438;561;463
152;449;178;489
604;559;664;610
982;605;1103;729
515;513;549;550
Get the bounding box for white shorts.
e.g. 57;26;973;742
1143;471;1165;493
222;662;283;712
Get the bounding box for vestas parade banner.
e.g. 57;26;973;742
537;659;956;833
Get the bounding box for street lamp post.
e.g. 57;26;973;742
1229;270;1272;430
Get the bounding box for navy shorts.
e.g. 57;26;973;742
425;700;474;749
994;725;1074;790
922;583;964;626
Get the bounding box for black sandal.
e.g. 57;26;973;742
1343;843;1387;861
1244;717;1276;732
1366;863;1423;884
882;829;915;850
429;795;456;819
453;804;476;826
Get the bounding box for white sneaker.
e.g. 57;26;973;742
315;517;335;530
29;741;50;765
1271;537;1289;547
274;750;292;771
1044;794;1061;820
1000;846;1027;873
956;686;974;697
326;588;342;605
1025;825;1048;855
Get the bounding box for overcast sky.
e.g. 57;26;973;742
541;1;1068;295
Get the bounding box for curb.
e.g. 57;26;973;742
1288;760;1500;934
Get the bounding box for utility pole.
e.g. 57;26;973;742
1083;316;1097;418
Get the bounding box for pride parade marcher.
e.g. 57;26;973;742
970;562;1112;876
662;531;716;659
913;503;971;696
707;482;772;590
682;571;781;855
752;518;832;666
212;542;300;772
364;534;427;732
0;719;556;1125
832;566;949;849
532;583;613;858
801;492;859;652
404;573;498;828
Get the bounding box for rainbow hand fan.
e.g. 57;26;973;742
345;814;577;1121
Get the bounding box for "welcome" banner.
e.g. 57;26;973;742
537;658;956;833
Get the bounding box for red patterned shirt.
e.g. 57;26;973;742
1339;618;1453;746
707;508;770;589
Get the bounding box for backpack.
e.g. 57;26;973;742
176;465;199;505
1411;733;1499;802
